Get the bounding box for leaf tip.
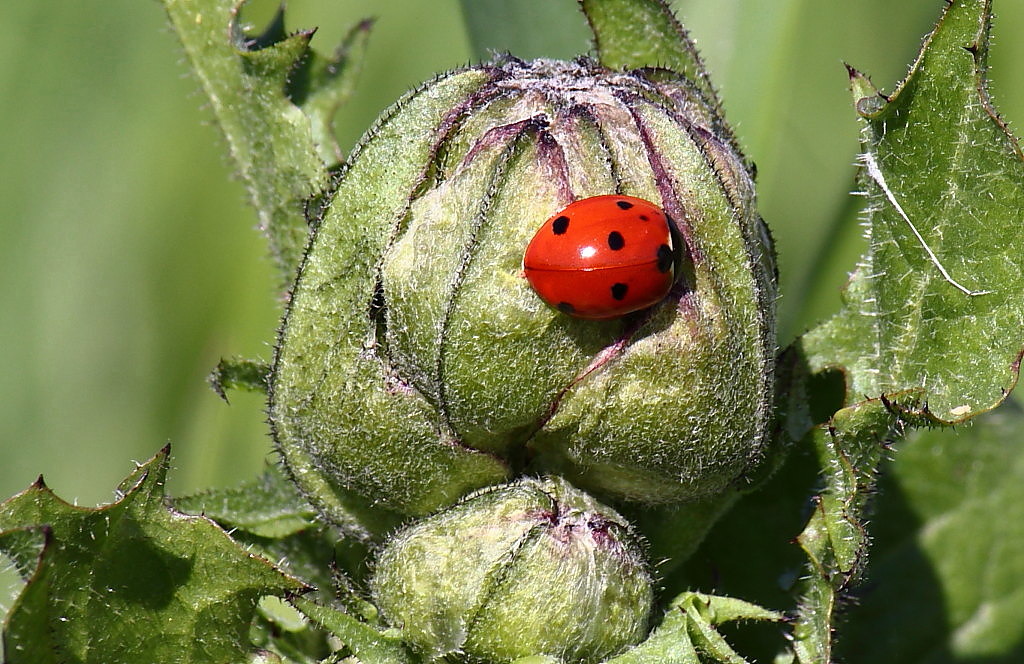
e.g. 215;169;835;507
208;360;231;403
845;63;885;118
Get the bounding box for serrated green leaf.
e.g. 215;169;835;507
176;464;375;622
839;405;1024;663
0;446;306;664
804;0;1024;424
161;0;372;289
792;2;1024;659
176;463;315;539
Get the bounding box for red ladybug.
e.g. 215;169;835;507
523;195;678;320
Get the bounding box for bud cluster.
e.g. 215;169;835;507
270;56;775;521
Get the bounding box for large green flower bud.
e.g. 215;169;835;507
370;476;653;663
270;57;775;525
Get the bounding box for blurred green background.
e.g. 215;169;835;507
0;0;1021;524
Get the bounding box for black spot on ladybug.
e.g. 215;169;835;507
552;216;570;235
607;231;625;251
615;200;634;210
558;302;576;314
639;214;650;221
611;283;629;301
656;244;674;273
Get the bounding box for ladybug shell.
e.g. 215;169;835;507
523;195;677;320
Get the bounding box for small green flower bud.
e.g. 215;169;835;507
270;57;775;522
370;477;653;663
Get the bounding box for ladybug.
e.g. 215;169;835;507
523;195;678;320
